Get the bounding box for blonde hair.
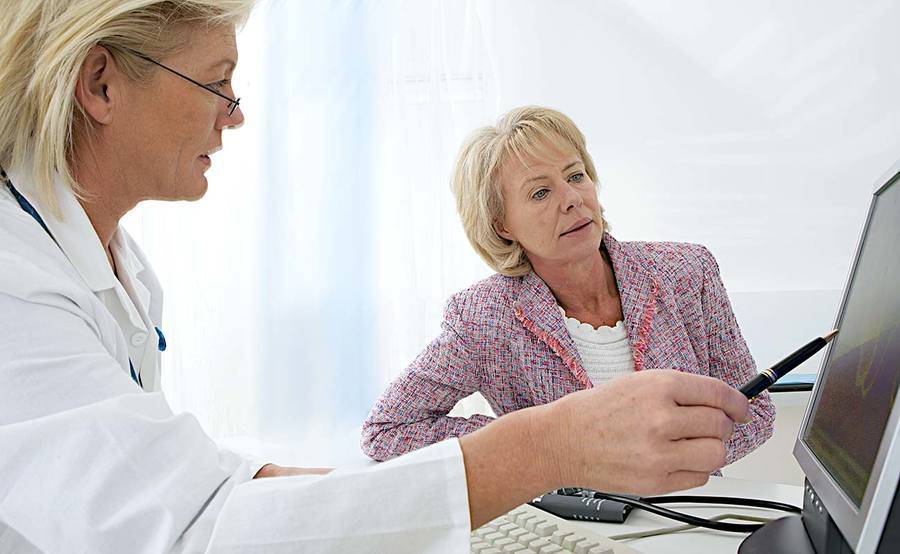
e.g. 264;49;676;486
0;0;255;212
451;105;608;277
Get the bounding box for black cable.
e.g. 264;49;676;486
565;490;801;534
642;494;801;514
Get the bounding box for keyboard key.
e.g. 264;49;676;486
498;523;519;536
526;537;552;550
550;530;573;545
534;521;558;537
562;535;588;550
508;528;530;542
587;547;615;554
479;524;498;534
501;544;527;552
518;514;537;527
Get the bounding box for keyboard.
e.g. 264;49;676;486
470;503;640;553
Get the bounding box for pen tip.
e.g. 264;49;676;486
823;329;839;342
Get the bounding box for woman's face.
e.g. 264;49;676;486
115;24;243;201
495;141;605;268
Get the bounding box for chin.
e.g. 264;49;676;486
177;177;209;202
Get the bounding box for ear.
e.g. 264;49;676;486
74;46;119;126
493;219;515;242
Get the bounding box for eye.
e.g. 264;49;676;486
569;172;585;184
207;79;230;91
531;188;549;200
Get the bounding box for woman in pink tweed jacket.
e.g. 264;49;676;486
362;106;775;466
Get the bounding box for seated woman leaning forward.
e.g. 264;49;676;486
362;105;775;466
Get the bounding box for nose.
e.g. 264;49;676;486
561;180;583;213
221;104;245;130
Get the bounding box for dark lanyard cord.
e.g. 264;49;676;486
3;175;163;387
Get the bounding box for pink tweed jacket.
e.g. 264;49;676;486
361;234;775;466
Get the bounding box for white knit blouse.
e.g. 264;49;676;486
560;307;635;385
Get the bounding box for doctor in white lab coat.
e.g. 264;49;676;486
0;1;752;552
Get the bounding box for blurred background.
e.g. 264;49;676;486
124;0;900;479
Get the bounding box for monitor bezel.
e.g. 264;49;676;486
794;158;900;553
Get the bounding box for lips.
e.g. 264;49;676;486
199;145;220;167
560;218;592;236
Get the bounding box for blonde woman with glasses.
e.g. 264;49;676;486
1;3;752;551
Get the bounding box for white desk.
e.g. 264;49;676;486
570;476;803;553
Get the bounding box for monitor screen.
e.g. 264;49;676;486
802;173;900;507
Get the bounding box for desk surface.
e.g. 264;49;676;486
572;476;804;553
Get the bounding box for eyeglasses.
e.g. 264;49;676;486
124;48;241;116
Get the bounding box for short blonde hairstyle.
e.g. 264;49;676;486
452;105;608;277
0;0;255;212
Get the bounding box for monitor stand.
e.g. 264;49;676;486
739;479;854;554
738;514;815;554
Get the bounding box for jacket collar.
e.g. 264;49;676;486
603;234;659;362
512;233;660;385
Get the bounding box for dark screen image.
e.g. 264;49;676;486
804;174;900;507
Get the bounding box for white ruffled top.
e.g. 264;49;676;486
560;307;635;385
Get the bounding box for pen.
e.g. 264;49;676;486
739;329;839;399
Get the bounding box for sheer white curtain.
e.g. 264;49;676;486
125;0;900;466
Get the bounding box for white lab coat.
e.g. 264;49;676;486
0;165;471;553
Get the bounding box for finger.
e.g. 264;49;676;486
668;373;750;423
666;437;727;474
659;470;710;494
667;406;734;441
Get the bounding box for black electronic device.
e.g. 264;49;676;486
529;492;633;523
740;160;900;553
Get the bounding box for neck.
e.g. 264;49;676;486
71;151;137;272
530;246;619;315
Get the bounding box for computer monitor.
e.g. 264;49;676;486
741;158;900;554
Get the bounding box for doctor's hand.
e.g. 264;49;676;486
253;464;334;478
459;370;748;528
538;370;748;495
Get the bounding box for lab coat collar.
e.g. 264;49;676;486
7;165;119;294
110;229;152;318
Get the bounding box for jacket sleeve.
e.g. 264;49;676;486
361;295;495;461
696;246;776;464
